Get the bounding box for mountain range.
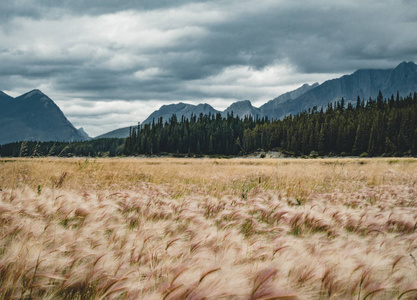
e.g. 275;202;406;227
141;61;417;129
266;61;417;119
1;61;417;144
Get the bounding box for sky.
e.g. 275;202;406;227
1;0;417;137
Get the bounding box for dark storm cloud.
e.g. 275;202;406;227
1;0;417;135
0;0;204;22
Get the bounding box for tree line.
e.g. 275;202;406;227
124;113;263;156
0;138;124;157
125;91;417;157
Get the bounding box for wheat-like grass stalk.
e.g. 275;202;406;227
0;157;416;299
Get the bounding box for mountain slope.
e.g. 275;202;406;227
271;61;417;119
77;128;92;140
0;89;86;145
95;126;134;139
260;83;319;119
0;91;14;103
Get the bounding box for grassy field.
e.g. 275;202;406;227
1;157;417;299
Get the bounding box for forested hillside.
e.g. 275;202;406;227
125;91;417;157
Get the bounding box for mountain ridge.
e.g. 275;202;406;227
271;61;417;119
138;61;417;127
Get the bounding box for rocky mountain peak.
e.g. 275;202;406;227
222;100;263;119
229;100;252;108
0;89;87;145
396;61;416;68
392;61;417;75
21;89;45;99
142;101;220;124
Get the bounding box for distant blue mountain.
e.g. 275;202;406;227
142;102;220;124
221;100;264;119
266;61;417;119
260;83;319;119
94;126;134;139
136;61;417;127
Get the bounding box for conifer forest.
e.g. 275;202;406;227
125;91;417;157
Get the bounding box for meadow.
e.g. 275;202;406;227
0;157;417;299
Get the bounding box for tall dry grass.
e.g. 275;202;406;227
0;157;416;299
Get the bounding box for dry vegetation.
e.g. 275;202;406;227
1;157;417;299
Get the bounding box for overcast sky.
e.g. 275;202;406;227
1;0;417;136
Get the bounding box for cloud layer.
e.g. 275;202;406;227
1;0;417;136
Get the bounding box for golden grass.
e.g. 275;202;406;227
1;157;416;196
0;157;417;299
